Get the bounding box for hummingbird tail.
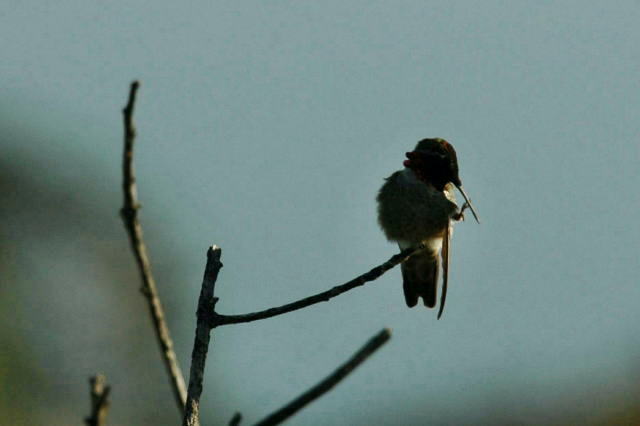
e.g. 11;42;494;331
401;250;439;308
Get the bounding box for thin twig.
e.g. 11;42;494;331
183;246;224;426
120;81;188;414
85;374;111;426
254;328;392;426
212;245;423;327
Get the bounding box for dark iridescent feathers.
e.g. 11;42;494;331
409;138;461;191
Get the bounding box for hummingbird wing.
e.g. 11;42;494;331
437;223;451;319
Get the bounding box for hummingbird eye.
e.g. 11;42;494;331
404;151;421;169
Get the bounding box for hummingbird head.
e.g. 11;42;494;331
403;138;461;190
404;138;480;223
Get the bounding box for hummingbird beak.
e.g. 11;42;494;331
454;184;480;223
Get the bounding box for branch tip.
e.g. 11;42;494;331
229;412;242;426
123;81;140;116
207;245;223;263
254;328;392;426
119;81;187;415
85;374;111;426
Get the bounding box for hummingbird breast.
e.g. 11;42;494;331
377;168;458;244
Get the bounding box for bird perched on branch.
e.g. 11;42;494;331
377;138;479;318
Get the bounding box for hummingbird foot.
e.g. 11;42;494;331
452;201;470;222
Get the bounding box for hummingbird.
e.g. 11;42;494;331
376;138;479;318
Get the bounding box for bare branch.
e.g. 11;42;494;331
254;328;392;426
183;246;224;426
213;246;423;327
120;81;188;414
85;374;111;426
117;82;419;425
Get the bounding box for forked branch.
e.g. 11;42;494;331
183;246;224;426
85;374;111;426
212;245;423;327
182;245;398;426
119;81;420;426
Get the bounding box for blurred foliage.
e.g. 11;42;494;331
2;111;639;425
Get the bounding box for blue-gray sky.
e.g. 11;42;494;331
2;2;640;425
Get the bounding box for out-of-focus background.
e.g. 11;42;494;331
2;2;639;425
